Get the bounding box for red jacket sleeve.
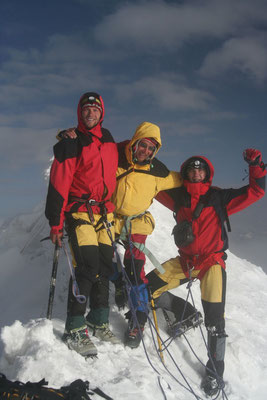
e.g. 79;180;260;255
224;164;266;216
155;190;175;211
45;140;77;232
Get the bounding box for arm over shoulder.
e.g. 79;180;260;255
155;188;177;211
156;170;183;193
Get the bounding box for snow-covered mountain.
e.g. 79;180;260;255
0;201;267;400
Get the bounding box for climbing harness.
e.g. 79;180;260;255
68;196;108;225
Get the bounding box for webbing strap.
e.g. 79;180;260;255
119;214;165;274
132;242;165;274
117;214;144;241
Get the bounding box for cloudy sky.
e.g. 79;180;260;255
1;0;267;223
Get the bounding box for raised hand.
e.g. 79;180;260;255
243;148;262;166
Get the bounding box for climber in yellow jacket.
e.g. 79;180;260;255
112;122;183;348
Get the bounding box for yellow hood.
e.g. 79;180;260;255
125;122;162;164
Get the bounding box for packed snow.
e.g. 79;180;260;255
0;200;267;400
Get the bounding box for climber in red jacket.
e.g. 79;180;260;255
147;149;266;396
45;92;119;357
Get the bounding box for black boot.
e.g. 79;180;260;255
206;326;227;377
201;375;221;397
201;326;227;396
114;275;127;309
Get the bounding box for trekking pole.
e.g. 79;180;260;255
150;294;165;365
46;243;61;320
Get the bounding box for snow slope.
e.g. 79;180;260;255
0;201;267;400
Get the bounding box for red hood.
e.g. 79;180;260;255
77;92;104;138
180;156;214;195
180;155;214;184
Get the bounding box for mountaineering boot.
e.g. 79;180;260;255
63;315;97;357
110;266;127;309
86;321;120;344
168;311;203;337
205;325;226;385
201;375;221;397
201;324;226;396
86;308;120;344
124;324;144;349
62;325;97;357
124;309;147;348
114;277;127;309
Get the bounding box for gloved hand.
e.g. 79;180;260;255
243;148;262;166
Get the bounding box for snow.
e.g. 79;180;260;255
1;201;267;399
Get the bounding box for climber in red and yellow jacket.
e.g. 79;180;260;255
45;92;119;357
147;149;266;396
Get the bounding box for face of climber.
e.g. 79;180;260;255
81;106;102;129
134;138;157;162
187;167;207;183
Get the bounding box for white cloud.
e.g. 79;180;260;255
113;74;215;111
0;106;74;130
0;0;262;175
0;35;109;108
199;34;267;82
0;105;76;171
0;126;55;169
94;0;267;50
160;120;212;137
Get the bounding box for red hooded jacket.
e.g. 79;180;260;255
156;156;266;278
45;93;118;234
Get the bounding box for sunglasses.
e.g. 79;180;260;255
138;141;156;152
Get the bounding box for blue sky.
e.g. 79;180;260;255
1;0;267;225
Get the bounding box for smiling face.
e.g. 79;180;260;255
187;167;207;183
134;138;157;162
81;106;102;129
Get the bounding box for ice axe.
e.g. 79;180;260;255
41;234;85;320
46;242;61;320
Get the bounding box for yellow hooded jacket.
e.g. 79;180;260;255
112;122;183;236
